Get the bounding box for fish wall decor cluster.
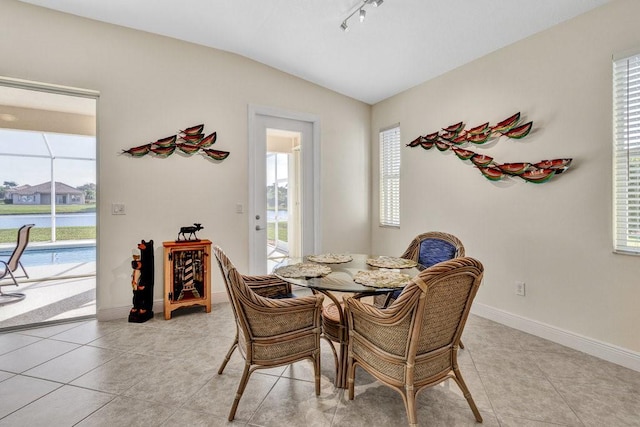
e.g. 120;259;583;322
122;124;230;161
407;112;571;183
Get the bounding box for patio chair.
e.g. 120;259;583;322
0;224;35;304
344;257;484;427
375;231;466;308
213;246;324;421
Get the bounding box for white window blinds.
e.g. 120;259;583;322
380;124;401;227
613;52;640;254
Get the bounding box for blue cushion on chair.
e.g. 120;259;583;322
418;238;457;268
388;239;457;302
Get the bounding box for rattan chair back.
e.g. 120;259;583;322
376;231;466;309
212;245;324;421
345;257;484;427
400;231;465;269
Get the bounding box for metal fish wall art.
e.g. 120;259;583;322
407;112;572;183
122;124;229;162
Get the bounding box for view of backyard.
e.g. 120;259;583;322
0;88;97;329
267;218;288;242
0;202;96;244
266;180;289;247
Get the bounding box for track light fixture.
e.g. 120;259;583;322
340;0;385;31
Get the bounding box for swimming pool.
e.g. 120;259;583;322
0;246;96;266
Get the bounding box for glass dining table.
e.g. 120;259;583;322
273;253;421;388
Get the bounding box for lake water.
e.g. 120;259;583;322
0;213;96;229
267;210;288;221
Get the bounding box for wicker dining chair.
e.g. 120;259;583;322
213;246;324;421
344;257;484;427
375;231;466;308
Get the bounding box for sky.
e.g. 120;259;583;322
0;129;96;188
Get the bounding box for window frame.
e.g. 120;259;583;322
613;50;640;254
379;123;401;228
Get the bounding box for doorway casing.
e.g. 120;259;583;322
248;105;321;274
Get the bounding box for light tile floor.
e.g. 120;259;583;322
1;303;639;426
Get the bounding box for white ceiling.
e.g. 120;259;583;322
19;0;610;105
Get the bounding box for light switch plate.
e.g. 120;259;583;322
112;203;126;215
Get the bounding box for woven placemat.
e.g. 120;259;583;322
353;270;411;288
307;253;353;264
366;256;417;269
274;263;332;278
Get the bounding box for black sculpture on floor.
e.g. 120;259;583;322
128;239;154;323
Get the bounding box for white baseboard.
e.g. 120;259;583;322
97;292;229;322
471;303;640;373
96;305;134;322
211;291;228;304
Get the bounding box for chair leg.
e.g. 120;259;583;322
347;359;356;400
18;261;29;279
452;368;483;422
402;387;418;427
0;289;26;304
314;352;321;396
321;336;339;385
228;362;252;421
0;262;19;287
218;334;238;375
382;292;394;308
459;340;465;349
0;266;25;305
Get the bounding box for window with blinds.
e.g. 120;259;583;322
613;52;640;254
380;124;400;227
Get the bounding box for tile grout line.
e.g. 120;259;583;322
462;345;502;424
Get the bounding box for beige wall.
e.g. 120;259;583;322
0;0;371;313
372;0;640;354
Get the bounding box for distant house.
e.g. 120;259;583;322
7;181;85;205
3;184;30;203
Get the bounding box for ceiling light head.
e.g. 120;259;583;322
341;0;384;32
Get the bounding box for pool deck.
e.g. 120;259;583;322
0;261;96;330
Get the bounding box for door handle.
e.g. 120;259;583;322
256;225;265;231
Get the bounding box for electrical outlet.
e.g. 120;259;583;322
111;203;126;215
515;281;526;296
236;203;244;214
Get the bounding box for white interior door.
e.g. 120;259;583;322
248;106;320;274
